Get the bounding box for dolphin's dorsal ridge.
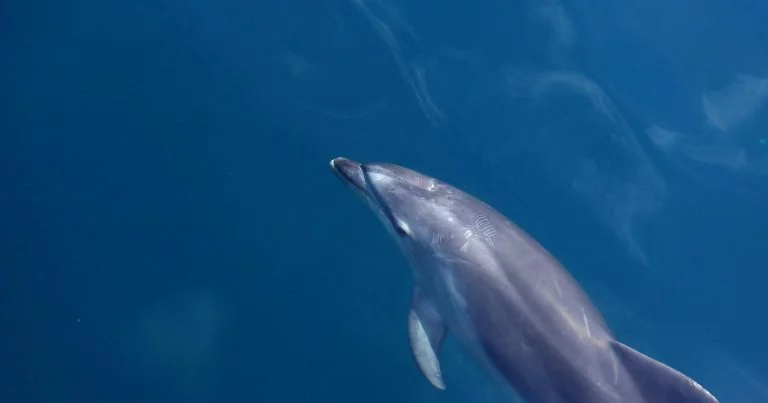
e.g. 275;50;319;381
609;340;719;403
408;288;447;390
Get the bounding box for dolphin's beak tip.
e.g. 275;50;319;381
329;157;348;171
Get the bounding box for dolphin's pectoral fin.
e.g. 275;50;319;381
408;288;447;390
609;340;718;403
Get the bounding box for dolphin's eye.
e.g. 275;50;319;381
394;219;412;237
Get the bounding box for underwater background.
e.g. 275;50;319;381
2;0;768;402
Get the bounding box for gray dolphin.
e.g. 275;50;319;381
330;157;718;403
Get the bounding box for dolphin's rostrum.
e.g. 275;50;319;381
330;157;718;403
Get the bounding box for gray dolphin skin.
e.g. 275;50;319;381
330;157;719;403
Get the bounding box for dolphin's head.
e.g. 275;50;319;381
330;157;467;259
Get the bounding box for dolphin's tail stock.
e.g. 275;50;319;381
610;340;718;403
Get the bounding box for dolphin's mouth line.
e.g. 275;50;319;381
330;157;401;232
330;157;369;197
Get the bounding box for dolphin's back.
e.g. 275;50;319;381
444;192;717;403
433;195;617;400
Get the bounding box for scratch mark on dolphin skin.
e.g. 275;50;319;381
581;307;592;338
475;215;497;249
611;350;619;385
431;232;444;248
460;215;497;251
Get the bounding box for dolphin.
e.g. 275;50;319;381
330;157;718;403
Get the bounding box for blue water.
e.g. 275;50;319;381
2;0;768;402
